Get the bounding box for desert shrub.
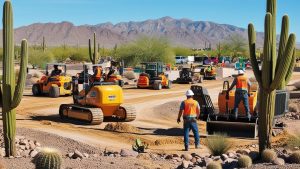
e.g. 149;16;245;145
238;155;252;168
205;134;232;156
261;149;277;163
289;103;299;112
123;71;136;80
289;151;300;164
69;48;89;62
287;133;300;149
29;49;54;69
207;161;222;169
33;147;62;169
51;46;72;62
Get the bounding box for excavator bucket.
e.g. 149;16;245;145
206;116;258;139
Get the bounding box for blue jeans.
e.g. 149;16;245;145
183;119;200;148
234;90;250;116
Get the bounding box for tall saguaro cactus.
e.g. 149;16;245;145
88;32;99;64
248;0;296;153
42;36;46;52
2;0;28;157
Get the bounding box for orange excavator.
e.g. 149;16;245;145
60;64;136;125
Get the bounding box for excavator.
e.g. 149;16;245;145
191;80;259;138
59;64;136;125
137;62;171;90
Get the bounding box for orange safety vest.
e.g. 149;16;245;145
236;75;248;90
183;98;199;117
94;67;102;81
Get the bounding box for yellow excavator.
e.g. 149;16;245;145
59;64;136;125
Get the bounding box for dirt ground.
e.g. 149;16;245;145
1;69;300;168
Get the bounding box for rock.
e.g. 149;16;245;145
19;145;26;150
66;153;74;158
191;153;200;157
137;153;151;160
9;156;14;159
249;151;259;161
73;150;84;159
203;157;213;166
221;154;228;160
92;154;99;158
182;153;193;161
19;139;28;146
228;152;236;158
192;166;202;169
120;149;138;157
182;160;191;168
29;141;36;150
35;142;41;147
165;154;173;160
108;154;115;157
30;150;38;158
149;153;158;160
83;153;89;158
173;157;182;162
173;154;180;158
22;150;30;157
213;156;221;160
272;158;285;165
236;149;250;155
191;157;197;163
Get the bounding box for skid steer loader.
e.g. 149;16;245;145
191;81;259;138
59;64;136;125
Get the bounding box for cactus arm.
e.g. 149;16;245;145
93;32;97;63
88;38;94;63
11;39;28;109
284;49;296;86
277;15;289;65
270;34;296;90
267;0;277;76
261;13;273;89
248;23;262;86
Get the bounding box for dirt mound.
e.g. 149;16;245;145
153;101;181;119
104;123;140;133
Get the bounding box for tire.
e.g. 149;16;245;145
199;76;203;83
153;81;162;90
118;80;124;87
32;84;41;96
49;86;60;98
166;80;172;89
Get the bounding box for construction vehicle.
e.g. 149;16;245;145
137;62;171;90
175;67;203;84
201;65;217;80
32;63;72;98
59;64;136;125
191;80;259;138
104;60;124;87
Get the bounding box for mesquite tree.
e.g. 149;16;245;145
248;0;296;153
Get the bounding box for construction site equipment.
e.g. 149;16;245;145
32;63;72;98
176;67;203;84
191;81;259;138
137;62;171;90
201;65;217;80
59;64;136;125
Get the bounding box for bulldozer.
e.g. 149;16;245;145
137;62;171;90
175;67;203;84
32;63;72;98
191;80;259;138
59;64;136;125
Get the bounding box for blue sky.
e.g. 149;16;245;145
6;0;300;38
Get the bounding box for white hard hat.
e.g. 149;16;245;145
186;90;194;96
238;70;245;75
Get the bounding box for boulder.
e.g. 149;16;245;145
181;160;191;168
191;157;197;163
272;158;285;165
83;153;89;158
165;154;173;160
120;149;138;157
30;150;38;158
203;157;213;166
72;150;84;159
221;154;228;160
182;153;193;161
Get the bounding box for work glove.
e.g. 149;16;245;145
177;118;181;124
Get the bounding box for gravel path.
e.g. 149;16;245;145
0;127;176;169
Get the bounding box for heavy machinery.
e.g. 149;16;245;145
191;80;259;138
32;63;72;98
59;64;136;125
175;67;203;84
202;65;217;80
137;62;171;90
104;61;124;87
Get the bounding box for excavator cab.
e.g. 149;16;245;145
59;64;136;125
137;62;171;90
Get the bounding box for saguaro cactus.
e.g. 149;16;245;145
42;36;46;52
88;32;99;64
248;0;296;153
2;0;28;157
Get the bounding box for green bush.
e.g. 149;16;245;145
238;155;252;168
289;151;300;164
207;161;222;169
287;133;300;149
69;48;89;62
261;149;277;163
29;49;54;69
205;134;232;156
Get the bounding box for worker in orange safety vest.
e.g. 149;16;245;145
228;70;252;120
177;90;200;151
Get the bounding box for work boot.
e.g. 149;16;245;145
184;146;189;151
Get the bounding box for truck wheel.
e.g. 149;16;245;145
166;80;172;89
153;81;162;90
49;86;60;98
32;84;41;96
119;80;124;87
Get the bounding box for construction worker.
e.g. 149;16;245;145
91;66;102;83
50;65;62;76
177;90;200;151
228;70;251;120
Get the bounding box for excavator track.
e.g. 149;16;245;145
120;105;137;122
59;104;103;125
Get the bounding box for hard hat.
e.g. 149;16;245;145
238;70;245;75
186;90;194;96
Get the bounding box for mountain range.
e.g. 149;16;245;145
1;16;299;49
